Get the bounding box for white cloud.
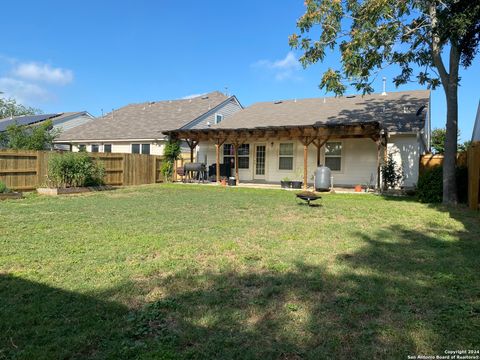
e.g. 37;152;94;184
13;62;74;85
0;78;52;102
0;77;53;103
252;51;302;81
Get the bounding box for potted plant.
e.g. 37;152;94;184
291;169;303;189
0;181;22;200
280;177;292;189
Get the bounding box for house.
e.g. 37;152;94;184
55;91;242;155
166;90;431;189
472;101;480;142
0;111;95;133
0;112;95;150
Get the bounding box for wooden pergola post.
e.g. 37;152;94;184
303;143;308;190
185;139;198;163
313;137;330;167
215;143;220;183
300;136;316;190
215;137;227;183
233;143;239;185
376;139;382;189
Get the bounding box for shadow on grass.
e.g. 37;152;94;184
1;218;479;359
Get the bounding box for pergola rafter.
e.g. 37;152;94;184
166;121;387;188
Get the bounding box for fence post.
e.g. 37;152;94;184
36;151;42;187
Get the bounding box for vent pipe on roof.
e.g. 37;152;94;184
382;77;387;96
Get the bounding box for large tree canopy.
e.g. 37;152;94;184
0;96;40;119
0;120;59;151
290;0;479;204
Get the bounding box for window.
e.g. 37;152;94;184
132;143;150;154
215;113;224;124
103;144;112;153
325;142;342;171
223;144;250;169
141;144;150;155
78;144;86;152
238;144;249;169
131;144;140;154
279;143;294;170
91;144;99;153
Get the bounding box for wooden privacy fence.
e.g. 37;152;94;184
419;144;480;210
0;150;164;191
468;142;480;210
419;152;467;174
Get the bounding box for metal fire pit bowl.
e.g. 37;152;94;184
296;191;322;206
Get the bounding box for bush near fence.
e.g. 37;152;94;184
0;150;164;191
419;143;480;210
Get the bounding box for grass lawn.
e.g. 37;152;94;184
0;184;479;359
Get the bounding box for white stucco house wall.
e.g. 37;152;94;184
171;90;430;188
55;91;242;155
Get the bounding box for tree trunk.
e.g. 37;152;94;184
429;4;459;205
442;84;458;205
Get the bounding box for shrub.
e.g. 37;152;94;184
381;154;403;189
48;152;105;188
160;161;174;182
162;139;181;182
417;166;443;203
0;181;7;193
417;165;469;204
456;166;468;204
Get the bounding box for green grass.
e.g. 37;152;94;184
0;184;479;359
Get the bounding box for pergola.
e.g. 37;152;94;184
166;121;388;190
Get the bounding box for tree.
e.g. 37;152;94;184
290;0;480;204
431;128;470;153
161;138;181;181
0;96;40;119
2;120;60;150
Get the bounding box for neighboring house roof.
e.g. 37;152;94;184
472;101;480;142
212;90;430;133
0;112;91;132
57;91;235;142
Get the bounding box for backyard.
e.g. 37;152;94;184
0;184;479;359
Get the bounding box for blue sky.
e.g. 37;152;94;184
1;0;478;141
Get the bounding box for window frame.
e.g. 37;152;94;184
78;144;86;152
103;144;112;153
141;143;150;155
223;143;250;169
214;113;224;124
278;142;295;171
91;144;99;153
131;144;140;154
324;141;344;172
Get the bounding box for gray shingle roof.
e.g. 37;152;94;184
213;90;430;133
0;112;88;132
57;91;229;141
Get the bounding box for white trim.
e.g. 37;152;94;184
323;140;344;173
214;113;224;124
253;143;267;179
277;142;295;171
54;138;165;143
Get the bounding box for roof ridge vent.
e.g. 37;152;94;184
274;100;283;104
346;95;356;98
201;95;209;100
